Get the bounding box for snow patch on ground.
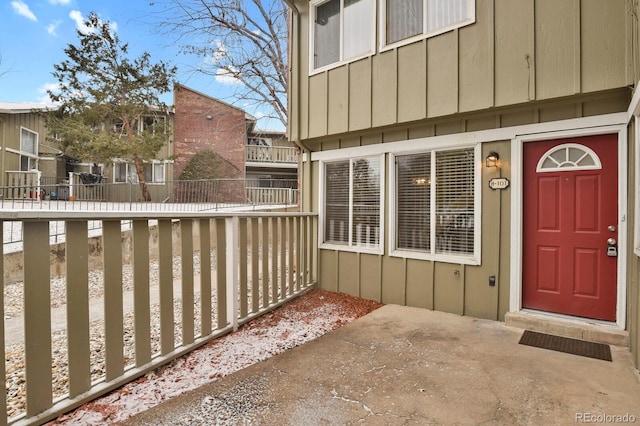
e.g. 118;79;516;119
50;291;382;425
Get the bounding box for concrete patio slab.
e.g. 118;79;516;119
124;305;640;425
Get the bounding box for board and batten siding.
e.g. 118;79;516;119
0;112;53;186
291;0;633;141
311;140;512;321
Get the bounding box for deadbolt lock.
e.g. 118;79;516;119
607;238;618;257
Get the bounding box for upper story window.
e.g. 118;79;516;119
310;0;376;73
20;128;38;171
382;0;475;48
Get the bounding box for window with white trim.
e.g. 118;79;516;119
392;146;478;263
382;0;475;48
323;156;383;250
114;161;166;184
310;0;375;72
20;128;38;171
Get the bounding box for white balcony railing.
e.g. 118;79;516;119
1;211;317;425
245;145;298;164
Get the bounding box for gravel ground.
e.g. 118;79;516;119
47;290;383;424
4;247;356;423
4;251;205;419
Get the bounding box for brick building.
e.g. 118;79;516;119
173;83;299;205
172;83;250;180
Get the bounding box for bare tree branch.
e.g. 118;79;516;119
149;0;289;128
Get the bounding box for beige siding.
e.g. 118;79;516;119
292;0;631;139
406;259;433;309
371;51;397;128
308;73;328;138
398;42;427;122
427;31;459;117
0;112;53;186
338;251;359;296
319;249;338;292
360;254;382;302
381;256;405;305
534;0;580;99
494;0;534;107
581;0;628;92
433;263;465;315
459;0;494;112
348;59;372;131
327;67;349;135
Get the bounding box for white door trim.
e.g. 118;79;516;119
510;124;628;329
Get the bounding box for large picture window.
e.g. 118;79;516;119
383;0;475;48
392;146;479;263
322;156;383;251
311;0;375;72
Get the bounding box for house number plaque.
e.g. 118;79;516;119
489;177;510;190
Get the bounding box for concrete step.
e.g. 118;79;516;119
505;311;629;347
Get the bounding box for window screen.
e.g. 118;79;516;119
325;161;350;244
395;147;475;258
396;153;430;250
426;0;470;32
324;157;382;249
344;0;375;59
387;0;423;44
314;0;340;69
435;149;474;255
352;158;381;246
312;0;374;71
385;0;474;46
20;128;37;155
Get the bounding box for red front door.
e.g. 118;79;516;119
522;134;618;321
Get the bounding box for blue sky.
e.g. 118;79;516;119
0;0;283;130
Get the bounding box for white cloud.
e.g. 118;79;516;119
215;67;242;85
69;10;118;34
49;0;71;4
11;1;37;21
212;41;228;61
69;10;91;33
46;20;62;36
37;83;60;106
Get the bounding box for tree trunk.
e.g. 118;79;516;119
133;157;152;201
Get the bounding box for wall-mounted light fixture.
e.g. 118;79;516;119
206;114;213;120
485;151;500;168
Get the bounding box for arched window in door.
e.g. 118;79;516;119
536;143;602;172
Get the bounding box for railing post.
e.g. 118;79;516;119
225;216;239;332
68;171;74;199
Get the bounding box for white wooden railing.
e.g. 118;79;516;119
245;145;298;164
1;211;317;425
4;171;41;200
246;187;298;205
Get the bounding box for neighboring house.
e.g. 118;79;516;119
286;0;640;368
0;102;64;194
0;102;174;202
246;129;298;185
173;84;298;203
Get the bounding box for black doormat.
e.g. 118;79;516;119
518;330;612;361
